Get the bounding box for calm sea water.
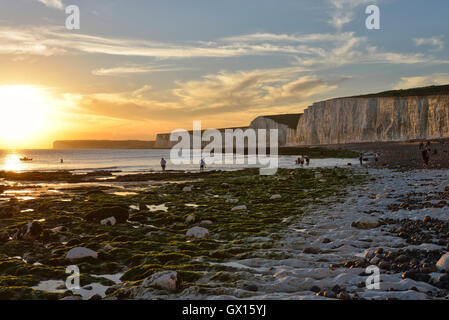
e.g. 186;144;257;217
0;149;357;173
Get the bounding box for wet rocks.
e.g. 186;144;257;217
142;270;178;291
66;247;98;260
351;217;380;229
85;207;129;223
231;205;247;211
186;226;209;239
436;253;449;272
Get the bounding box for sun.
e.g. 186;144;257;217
0;85;49;148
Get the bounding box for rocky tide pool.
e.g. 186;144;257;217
0;167;448;300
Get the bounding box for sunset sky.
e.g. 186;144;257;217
0;0;448;148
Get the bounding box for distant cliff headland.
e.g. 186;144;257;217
53;140;155;149
53;84;449;149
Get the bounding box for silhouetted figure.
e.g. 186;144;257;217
160;157;166;172
359;153;364;166
305;156;310;165
200;158;206;172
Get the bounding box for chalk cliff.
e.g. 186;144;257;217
297;86;449;145
249;114;301;146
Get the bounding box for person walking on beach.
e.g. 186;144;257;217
359;153;364;166
422;147;431;168
160;157;167;172
305;156;310;165
200;158;206;172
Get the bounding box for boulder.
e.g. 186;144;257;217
142;271;178;291
100;216;117;226
270;194;281;200
436;252;449;272
226;198;239;204
66;247;98;260
85;207;129;223
351;217;380;229
186;226;209;239
182;186;192;192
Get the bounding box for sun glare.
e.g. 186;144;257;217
0;85;50;148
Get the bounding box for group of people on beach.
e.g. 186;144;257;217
295;155;310;166
160;157;206;172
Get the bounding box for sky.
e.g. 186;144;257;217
0;0;448;148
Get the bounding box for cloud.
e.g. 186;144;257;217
328;0;374;30
413;36;445;51
37;0;64;10
92;64;185;76
75;66;339;124
393;73;449;89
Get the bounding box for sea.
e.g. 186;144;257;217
0;149;357;173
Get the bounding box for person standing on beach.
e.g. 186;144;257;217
305;156;310;165
359;153;364;166
160;157;167;172
200;158;206;172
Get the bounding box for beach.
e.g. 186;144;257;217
0;146;448;300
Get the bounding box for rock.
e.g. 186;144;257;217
337;292;351;300
85;207;129;223
0;231;9;243
309;285;320;293
185;215;196;224
100;216;117;226
182;186;192;192
139;203;147;211
14;221;43;240
396;254;408;263
66;247;98;260
438;273;449;282
186;226;209;239
303;247;320;254
88;294;102;300
270;194;281;200
221;183;230;188
231;205;247;211
243;284;258;292
200;220;213;226
322;238;332;243
351;217;380;229
142;271;178;291
423;216;432;223
402;270;430;283
225;198;239;204
436;252;449;272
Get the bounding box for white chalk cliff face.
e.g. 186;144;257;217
249;116;299;147
297;94;449;145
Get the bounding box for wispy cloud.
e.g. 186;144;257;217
413;36;445;51
328;0;374;31
92;64;185;76
36;0;64;10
